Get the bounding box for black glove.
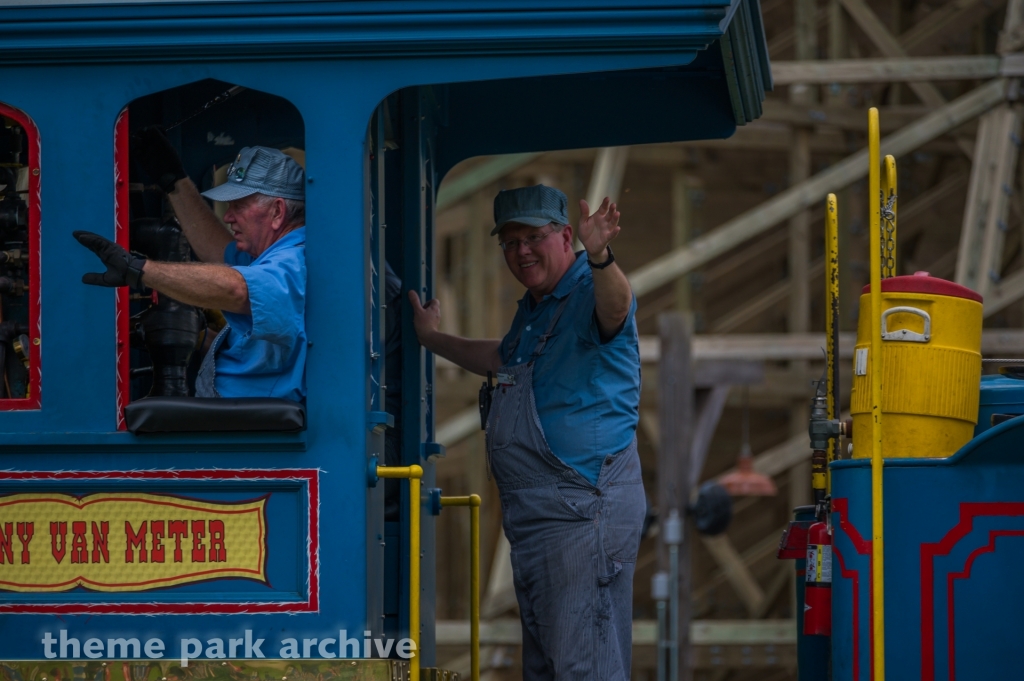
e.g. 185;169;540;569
131;126;187;193
73;231;146;288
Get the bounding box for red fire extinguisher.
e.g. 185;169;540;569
804;521;832;636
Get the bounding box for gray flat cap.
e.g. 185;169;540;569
203;146;305;202
492;184;569;236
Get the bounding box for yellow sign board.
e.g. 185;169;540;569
0;492;267;592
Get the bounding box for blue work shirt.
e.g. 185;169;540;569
214;227;307;401
498;252;640;484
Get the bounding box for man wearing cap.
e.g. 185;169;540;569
73;128;307;401
409;185;644;680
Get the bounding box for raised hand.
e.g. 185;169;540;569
577;197;621;260
407;290;441;343
131;126;187;193
73;231;147;288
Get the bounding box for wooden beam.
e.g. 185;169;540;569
905;0;1007;55
983;268;1024;317
658;312;694;681
752;562;794;619
637;330;1024;363
436;407;480;447
586;146;630;207
436;152;541;211
481;534;517;619
627;79;1007;297
771;55;1000;84
700;535;766;616
959;105;1023;299
712;260;825;333
435;619;796;647
761;101;930;131
837;0;949;110
957;0;1024;297
690;526;789;606
768;6;827;56
691;385;734;490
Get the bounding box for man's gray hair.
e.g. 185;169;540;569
255;192;305;229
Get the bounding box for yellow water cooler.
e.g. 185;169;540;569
851;271;983;458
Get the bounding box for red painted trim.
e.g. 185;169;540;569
114;108;130;429
0;469;318;614
0;102;41;410
920;503;1024;681
833;498;874;681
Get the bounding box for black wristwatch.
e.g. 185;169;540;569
588;246;615;269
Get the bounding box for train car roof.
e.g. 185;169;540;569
0;0;772;162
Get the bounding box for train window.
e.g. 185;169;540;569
111;80;306;433
0;103;40;410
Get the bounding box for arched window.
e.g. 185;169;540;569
114;81;304;431
0;103;40;410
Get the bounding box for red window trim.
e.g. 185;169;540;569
0;102;41;411
114;108;130;429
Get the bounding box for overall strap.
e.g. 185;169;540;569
531;284;579;358
504;317;526;363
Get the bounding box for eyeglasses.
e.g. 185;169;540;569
498;227;556;252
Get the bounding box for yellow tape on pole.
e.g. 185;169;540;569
825;193;840;494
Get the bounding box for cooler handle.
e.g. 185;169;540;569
881;306;930;343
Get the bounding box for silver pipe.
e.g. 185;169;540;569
664;510;683;681
652;571;669;681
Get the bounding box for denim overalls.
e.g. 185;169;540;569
485;293;646;680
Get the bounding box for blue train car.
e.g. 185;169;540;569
0;0;770;676
831;408;1024;680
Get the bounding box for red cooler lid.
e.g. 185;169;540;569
861;271;983;303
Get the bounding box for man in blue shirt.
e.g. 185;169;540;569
74;132;306;401
410;185;643;680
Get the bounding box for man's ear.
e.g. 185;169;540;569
273;197;288;230
561;224;574;250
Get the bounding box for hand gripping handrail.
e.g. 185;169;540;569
440;494;482;681
375;465;423;680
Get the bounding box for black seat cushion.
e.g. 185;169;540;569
124;396;306;434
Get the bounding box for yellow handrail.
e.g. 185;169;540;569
825;193;840;494
867;107;886;681
376;465;423;680
440;494;482;681
882;154;898;278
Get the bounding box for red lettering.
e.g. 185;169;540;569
70;521;87;563
16;522;32;564
125;521;147;563
150;520;165;563
208;519;226;562
191;520;206;563
90;521;109;564
0;523;13;564
49;522;67;564
168;520;187;563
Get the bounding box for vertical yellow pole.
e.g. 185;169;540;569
882;155;898;278
376;465;423;680
409;469;422;681
825;193;840;493
440;494;482;681
469;495;481;681
867;107;886;681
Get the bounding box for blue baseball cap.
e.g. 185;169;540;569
492;184;569;236
202;146;305;202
